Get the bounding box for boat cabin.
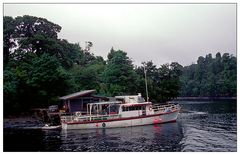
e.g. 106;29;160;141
59;90;109;113
86;94;153;119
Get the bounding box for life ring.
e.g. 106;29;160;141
149;106;153;111
75;112;81;117
102;122;106;127
61;116;67;122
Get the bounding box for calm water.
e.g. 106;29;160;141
4;100;237;152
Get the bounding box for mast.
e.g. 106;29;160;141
143;63;149;102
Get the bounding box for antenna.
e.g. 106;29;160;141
143;63;149;102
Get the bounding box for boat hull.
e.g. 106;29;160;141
62;109;180;130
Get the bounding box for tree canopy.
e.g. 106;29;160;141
180;53;237;97
102;48;138;96
3;15;236;115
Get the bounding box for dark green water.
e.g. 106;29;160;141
4;100;237;152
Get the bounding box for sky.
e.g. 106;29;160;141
3;3;237;66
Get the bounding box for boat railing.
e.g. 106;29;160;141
152;103;180;113
61;113;121;122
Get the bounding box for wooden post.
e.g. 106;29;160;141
97;104;98;116
87;104;88;116
68;100;71;113
81;98;83;110
90;104;92;121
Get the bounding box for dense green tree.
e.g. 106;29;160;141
26;53;69;105
135;61;183;102
3;15;81;69
157;62;183;101
3;16;78;114
102;48;138;96
4;15;61;62
180;53;236;97
69;57;106;93
4;52;70;115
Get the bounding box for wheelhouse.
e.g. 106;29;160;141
87;101;122;117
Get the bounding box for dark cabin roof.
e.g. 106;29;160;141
59;90;96;100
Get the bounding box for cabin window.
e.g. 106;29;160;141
109;104;120;114
122;106;143;111
137;96;145;103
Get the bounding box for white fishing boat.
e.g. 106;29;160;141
60;64;180;130
60;94;180;130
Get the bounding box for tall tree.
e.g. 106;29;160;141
3;15;74;114
102;48;138;96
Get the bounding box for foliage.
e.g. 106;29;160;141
3;15;236;115
135;61;183;102
3;15;107;115
3;15;82;114
180;53;237;97
102;48;138;96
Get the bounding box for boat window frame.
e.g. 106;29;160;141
122;105;144;112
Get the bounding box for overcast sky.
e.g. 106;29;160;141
4;3;236;66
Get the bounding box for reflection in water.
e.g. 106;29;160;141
4;100;237;152
60;122;183;151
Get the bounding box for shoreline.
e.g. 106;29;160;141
174;97;236;101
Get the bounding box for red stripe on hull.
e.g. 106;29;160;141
63;109;180;125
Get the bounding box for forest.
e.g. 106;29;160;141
180;53;237;97
3;15;237;115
